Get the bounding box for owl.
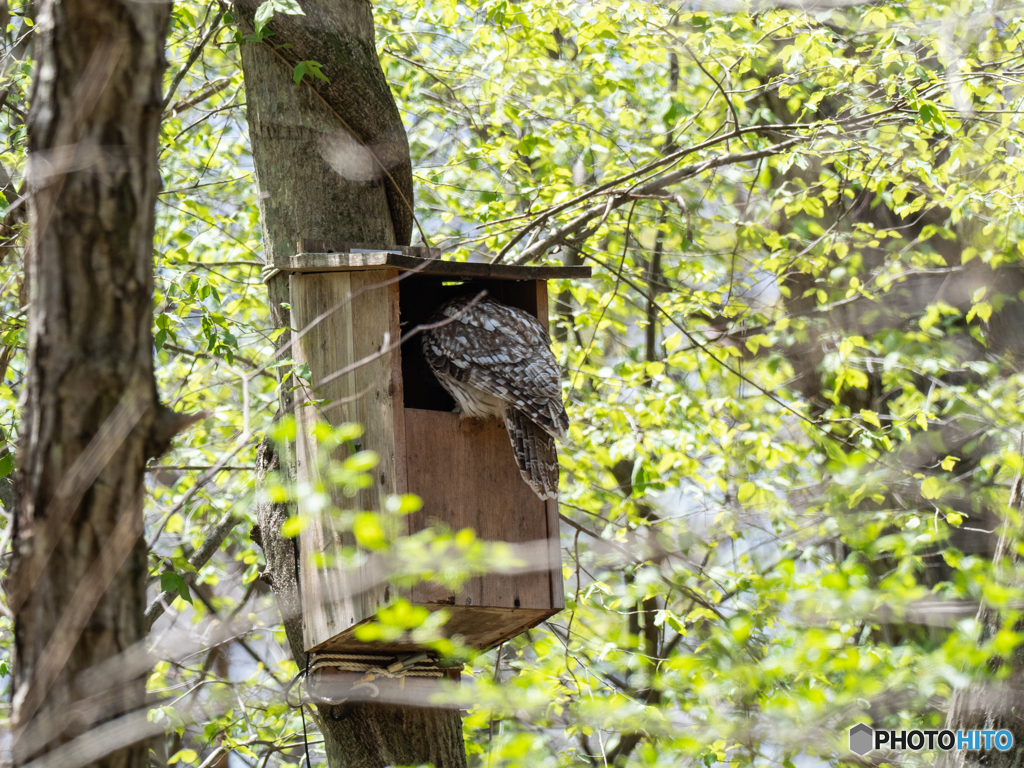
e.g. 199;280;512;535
421;294;568;499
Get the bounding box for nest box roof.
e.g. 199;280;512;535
274;241;593;281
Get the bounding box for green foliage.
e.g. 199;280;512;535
4;0;1024;765
254;0;304;37
159;571;194;605
292;60;329;85
373;0;1024;762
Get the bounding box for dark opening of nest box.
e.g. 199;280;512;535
279;242;591;653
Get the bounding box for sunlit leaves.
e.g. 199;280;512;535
253;0;304;37
365;0;1024;762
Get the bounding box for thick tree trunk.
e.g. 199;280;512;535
234;0;413;251
9;0;171;765
237;2;468;766
943;478;1024;768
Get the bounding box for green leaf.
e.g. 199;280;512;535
859;409;881;429
737;482;757;503
353;512;387;549
281;515;309;537
386;493;423;515
293;60;329;85
171;556;198;574
343;450;378;472
920;476;943;500
0;452;12;479
168;749;198;765
254;0;305;36
802;196;824;218
160;572;192;604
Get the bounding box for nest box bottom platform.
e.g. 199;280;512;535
307;652;462;709
310;604;557;654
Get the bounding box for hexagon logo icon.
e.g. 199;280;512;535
849;723;874;755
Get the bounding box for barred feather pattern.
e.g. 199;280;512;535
503;407;560;499
422;295;568;499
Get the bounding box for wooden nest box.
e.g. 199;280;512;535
279;242;591;653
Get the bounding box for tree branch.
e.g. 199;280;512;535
162;3;228;109
143;509;241;631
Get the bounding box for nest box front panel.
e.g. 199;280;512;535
289;269;406;653
398;275;564;646
404;410;561;612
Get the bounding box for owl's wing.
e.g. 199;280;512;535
504;407;559;499
422;298;568;438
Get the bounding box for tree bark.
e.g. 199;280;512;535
234;0;414;251
9;0;172;765
237;2;468;766
943;477;1024;768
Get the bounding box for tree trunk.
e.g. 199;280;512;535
943;478;1024;767
237;2;468;766
9;0;172;765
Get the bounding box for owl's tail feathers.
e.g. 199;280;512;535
504;407;560;500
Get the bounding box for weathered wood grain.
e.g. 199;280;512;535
296;272;564;654
534;282;567;612
276;248;591;280
309;668;461;709
404;410;556;611
291;269;402;651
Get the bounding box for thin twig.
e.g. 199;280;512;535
162;3;228;109
144;508;243;630
685;44;740;135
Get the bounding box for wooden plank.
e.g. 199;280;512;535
388;277;408;502
290;270;401;652
275;249;591;280
309;667;460;709
546;498;565;611
292;273;355;653
533;281;566;611
404;410;554;612
313;606;557;653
